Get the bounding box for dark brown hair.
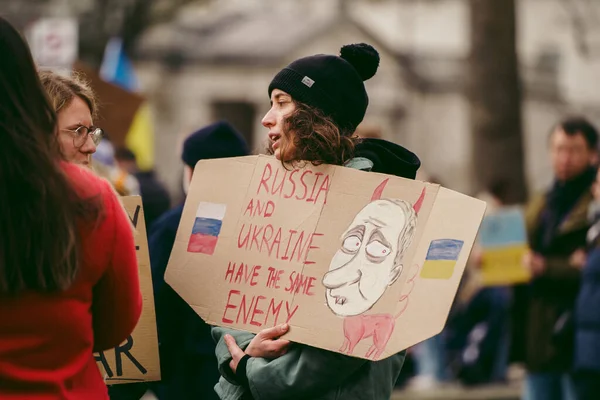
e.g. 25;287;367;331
551;116;599;150
0;17;102;295
267;101;360;167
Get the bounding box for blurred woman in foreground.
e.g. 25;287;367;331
0;17;142;399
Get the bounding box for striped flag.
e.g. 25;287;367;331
420;239;464;280
187;202;227;255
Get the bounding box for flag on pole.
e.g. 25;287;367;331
99;37;154;171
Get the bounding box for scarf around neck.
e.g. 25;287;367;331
532;166;596;254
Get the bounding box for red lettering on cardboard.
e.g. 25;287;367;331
222;290;299;327
284;170;298;199
244;199;277;218
222;290;241;323
224;262;262;286
257;163;272;195
285;302;299;323
266;267;283;289
250;295;266;327
254;162;331;205
304;233;323;265
266;298;282;325
285;271;317;296
238;224;324;263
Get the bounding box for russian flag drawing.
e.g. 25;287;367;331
420;239;464;280
187;202;227;255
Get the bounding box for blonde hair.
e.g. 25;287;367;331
38;70;98;119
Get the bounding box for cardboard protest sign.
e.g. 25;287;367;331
165;156;486;360
478;207;530;286
95;196;161;384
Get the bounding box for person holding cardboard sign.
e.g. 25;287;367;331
0;17;142;399
213;43;422;400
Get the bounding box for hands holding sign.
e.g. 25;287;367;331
224;323;290;373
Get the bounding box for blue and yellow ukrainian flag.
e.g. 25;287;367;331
478;207;529;286
100;37;154;171
420;239;464;280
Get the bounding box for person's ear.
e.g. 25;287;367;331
389;262;403;286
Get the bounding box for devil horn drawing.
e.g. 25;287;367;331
413;187;426;214
371;179;389;201
371;178;426;214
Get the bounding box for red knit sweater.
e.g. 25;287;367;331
0;163;142;399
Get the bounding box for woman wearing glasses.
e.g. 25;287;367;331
39;70;140;196
39;71;102;167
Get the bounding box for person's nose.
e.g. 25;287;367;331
79;134;97;154
322;265;361;289
262;107;276;129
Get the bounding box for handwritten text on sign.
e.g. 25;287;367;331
94;198;160;384
221;163;329;328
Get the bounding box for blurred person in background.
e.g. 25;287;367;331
213;43;422;400
405;176;450;390
139;120;249;400
39;70;141;196
0;17;142;399
521;117;598;400
445;180;512;387
114;147;170;230
93;138;141;196
572;166;600;400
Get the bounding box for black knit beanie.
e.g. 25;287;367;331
268;43;380;133
181;120;250;168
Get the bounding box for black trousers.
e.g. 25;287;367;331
573;370;600;400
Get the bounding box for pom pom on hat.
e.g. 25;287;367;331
340;43;380;81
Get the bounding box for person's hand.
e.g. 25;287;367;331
569;248;587;269
471;246;483;270
245;323;290;358
223;334;246;374
224;323;290;373
523;250;546;276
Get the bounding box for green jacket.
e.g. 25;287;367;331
523;190;593;371
212;327;406;400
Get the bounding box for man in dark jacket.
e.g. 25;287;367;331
149;121;250;400
522;117;598;400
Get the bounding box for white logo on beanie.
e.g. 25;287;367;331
301;76;315;88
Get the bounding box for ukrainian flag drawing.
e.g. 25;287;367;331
420;239;464;280
187;202;227;255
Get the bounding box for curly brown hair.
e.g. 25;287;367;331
266;101;360;167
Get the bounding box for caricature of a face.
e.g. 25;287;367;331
322;199;416;316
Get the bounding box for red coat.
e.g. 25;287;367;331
0;162;142;399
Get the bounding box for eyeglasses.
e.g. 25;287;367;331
61;125;104;148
